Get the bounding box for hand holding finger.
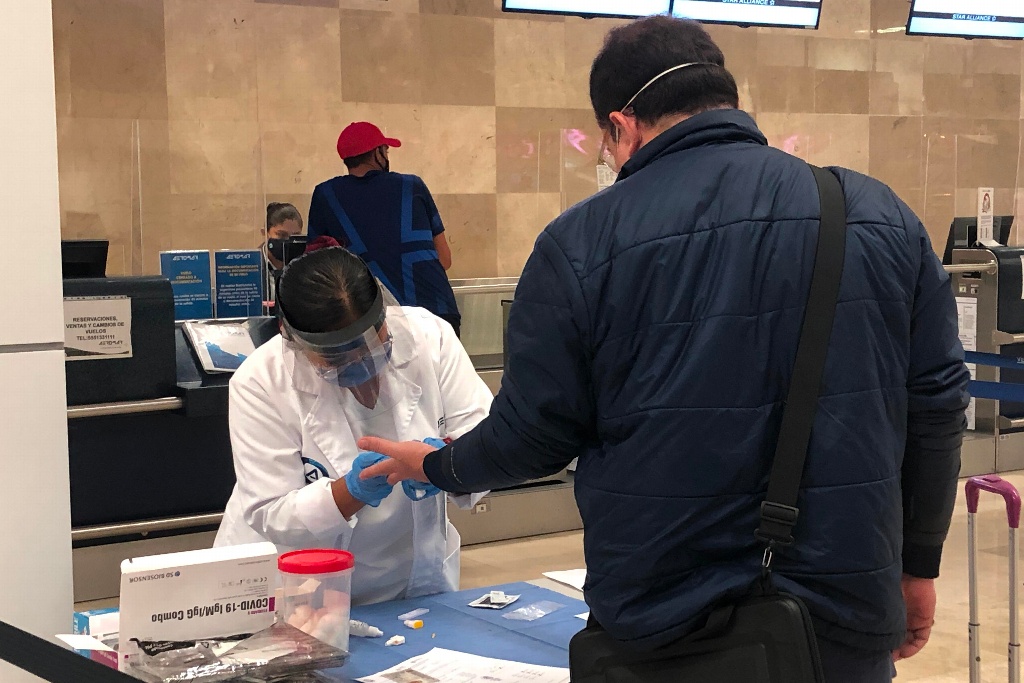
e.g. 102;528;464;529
357;436;397;454
361;459;399;480
355;437;433;482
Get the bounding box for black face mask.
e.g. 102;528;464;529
267;238;285;263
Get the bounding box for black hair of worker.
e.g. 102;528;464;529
590;16;740;130
278;244;379;335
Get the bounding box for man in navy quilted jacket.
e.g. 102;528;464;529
362;16;969;682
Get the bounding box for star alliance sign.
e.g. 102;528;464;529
951;14;998;22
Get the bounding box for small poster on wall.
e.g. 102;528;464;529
977;187;995;245
64;296;133;361
214;250;263;318
160;250;213;321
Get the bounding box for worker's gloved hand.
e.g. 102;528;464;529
345;452;394;507
402;438;446;501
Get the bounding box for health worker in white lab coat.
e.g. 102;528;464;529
214;241;493;605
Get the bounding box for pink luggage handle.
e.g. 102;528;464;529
967;475;1022;683
967;475;1022;528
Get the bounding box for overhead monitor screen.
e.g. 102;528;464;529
501;0;672;18
672;0;822;29
907;1;1024;39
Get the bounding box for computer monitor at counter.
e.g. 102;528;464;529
267;235;309;267
61;239;109;279
942;216;1014;266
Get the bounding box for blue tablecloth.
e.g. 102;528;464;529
335;582;588;680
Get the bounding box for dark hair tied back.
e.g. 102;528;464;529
267;202;304;230
278;247;380;334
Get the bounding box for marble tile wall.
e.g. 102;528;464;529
51;0;1024;277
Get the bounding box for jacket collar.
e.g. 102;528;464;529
347;170;386;181
286;307;417;396
617;109;768;182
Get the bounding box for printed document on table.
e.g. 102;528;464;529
542;569;586;592
358;647;569;683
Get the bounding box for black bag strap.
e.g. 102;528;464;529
755;166;847;552
0;618;136;682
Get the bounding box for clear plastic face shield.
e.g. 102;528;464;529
597;62;712;186
279;284;395;389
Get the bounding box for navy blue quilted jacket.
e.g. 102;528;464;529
428;109;969;652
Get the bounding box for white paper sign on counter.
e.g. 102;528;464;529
957;297;978;431
63;296;132;360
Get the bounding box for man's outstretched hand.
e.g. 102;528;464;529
357;438;434;486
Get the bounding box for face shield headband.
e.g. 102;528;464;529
278;285;393;387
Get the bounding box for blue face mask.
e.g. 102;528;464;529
332;339;393;388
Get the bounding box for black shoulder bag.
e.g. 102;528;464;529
569;165;847;683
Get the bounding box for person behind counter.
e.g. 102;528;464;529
214;239;493;605
306;122;462;337
264;203;304;301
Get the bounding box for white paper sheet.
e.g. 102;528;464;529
358;647;569;683
56;634;115;652
542;569;586;592
957;297;978;431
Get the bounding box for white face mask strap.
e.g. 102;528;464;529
620;62;711;113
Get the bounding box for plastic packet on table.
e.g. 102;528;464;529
468;593;520;610
501;600;566;622
126;622;348;682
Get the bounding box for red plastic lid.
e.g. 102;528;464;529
278;549;354;575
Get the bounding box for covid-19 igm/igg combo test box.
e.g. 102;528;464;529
117;541;279;671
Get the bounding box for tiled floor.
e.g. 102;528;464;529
458;472;1024;682
460;530;584;591
74;473;1024;681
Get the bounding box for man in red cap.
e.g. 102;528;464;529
306;122;461;336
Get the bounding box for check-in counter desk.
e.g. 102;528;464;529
949;247;1024;476
447;278;583;545
68;276;581;602
66;276;278;601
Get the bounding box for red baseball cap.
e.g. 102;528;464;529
336;122;402;160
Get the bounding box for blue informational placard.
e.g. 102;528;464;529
159;250;213;321
214;250;264;318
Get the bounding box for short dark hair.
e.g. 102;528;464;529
278;246;379;334
267;202;303;230
343;147;380;170
590;16;739;130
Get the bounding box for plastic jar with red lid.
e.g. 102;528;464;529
278;549;354;652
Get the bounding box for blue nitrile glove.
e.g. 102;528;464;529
345;452;394;508
401;438;445;501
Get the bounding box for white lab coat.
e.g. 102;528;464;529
214;307;492;604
